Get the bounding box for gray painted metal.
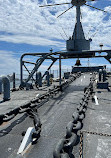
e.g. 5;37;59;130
37;72;42;87
46;71;50;86
72;66;105;73
59;55;62;86
1;73;111;158
0;74;91;158
42;59;57;79
19;4;111;88
103;69;107;82
0;76;10;101
64;72;70;79
20;49;111;87
97;82;109;89
99;69;102;82
66;6;91;51
25;58;45;84
20;54;45;86
99;68;107;82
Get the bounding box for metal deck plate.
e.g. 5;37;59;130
0;74;111;158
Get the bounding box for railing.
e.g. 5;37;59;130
5;69;72;90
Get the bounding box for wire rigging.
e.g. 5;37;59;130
57;19;69;39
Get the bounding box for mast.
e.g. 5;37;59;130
73;5;85;40
66;2;91;51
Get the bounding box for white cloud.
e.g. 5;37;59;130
0;0;67;47
0;50;20;75
0;34;65;49
0;0;110;49
0;0;111;75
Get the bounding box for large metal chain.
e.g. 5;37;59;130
0;108;41;137
0;73;81;140
53;74;96;158
0;73;80;126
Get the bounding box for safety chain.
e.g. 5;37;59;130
79;130;111;158
82;130;111;137
79;132;83;158
53;74;96;158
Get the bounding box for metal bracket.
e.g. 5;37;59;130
94;95;99;105
17;127;35;155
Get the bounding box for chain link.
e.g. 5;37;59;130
0;73;79;126
0;73;80;141
82;130;111;137
79;132;83;158
53;74;96;158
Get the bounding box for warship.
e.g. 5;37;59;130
0;0;111;158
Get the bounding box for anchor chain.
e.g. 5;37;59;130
53;74;96;158
0;73;80;126
0;73;81;139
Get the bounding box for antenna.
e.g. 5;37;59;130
40;0;107;51
40;0;107;18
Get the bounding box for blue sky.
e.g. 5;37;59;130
0;0;111;75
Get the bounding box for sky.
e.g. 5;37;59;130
0;0;111;76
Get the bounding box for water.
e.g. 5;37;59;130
9;68;72;89
10;80;20;89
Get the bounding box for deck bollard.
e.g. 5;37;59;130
0;76;10;101
38;72;42;87
46;71;50;86
103;69;107;82
35;72;42;87
99;69;102;82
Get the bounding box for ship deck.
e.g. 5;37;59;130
0;73;111;158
